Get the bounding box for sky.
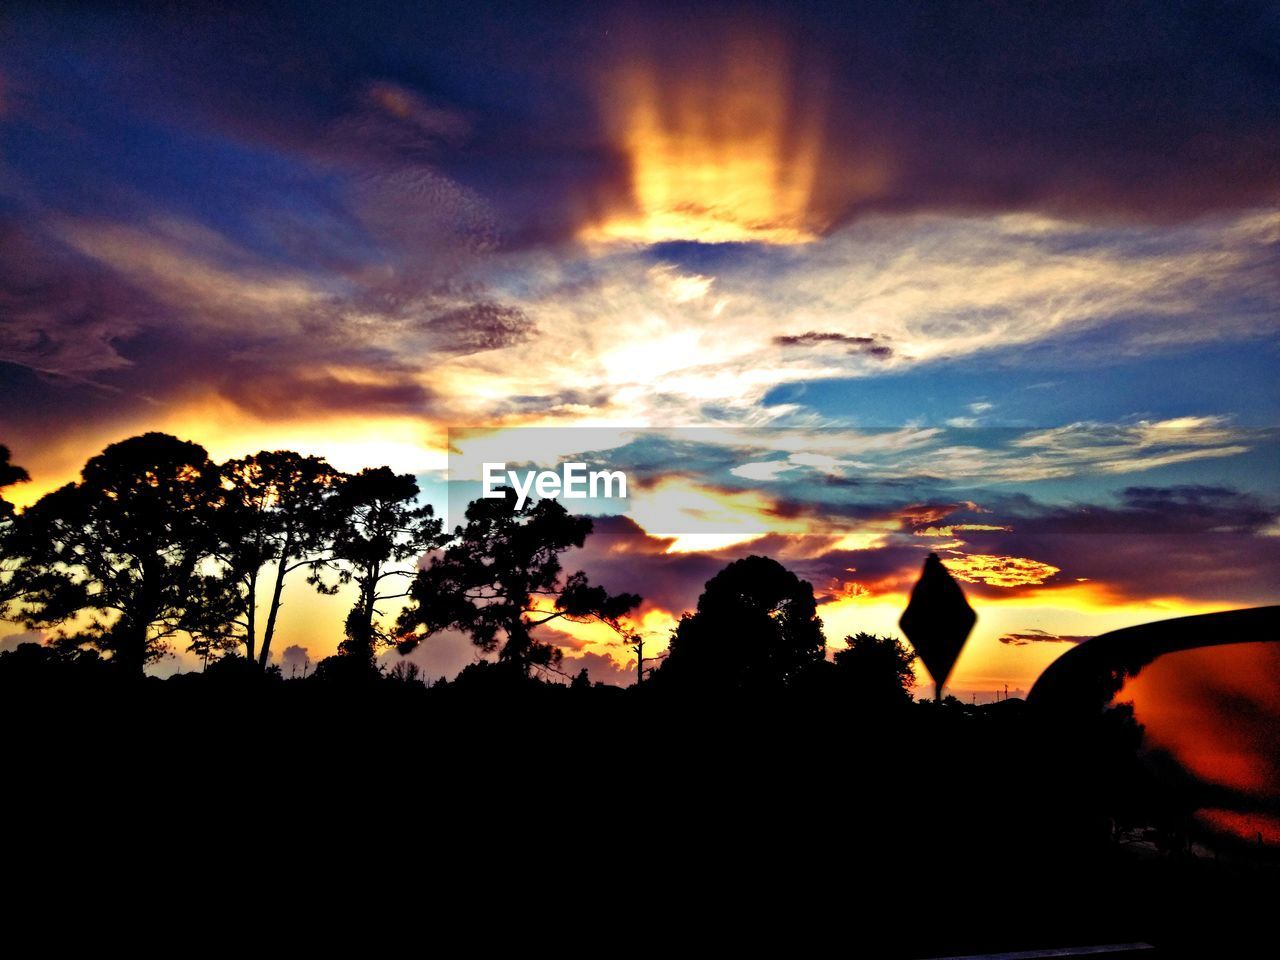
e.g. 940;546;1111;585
1;1;1278;697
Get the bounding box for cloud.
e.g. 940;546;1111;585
731;460;798;482
574;2;1280;237
564;467;1280;623
648;265;716;304
0;223;154;377
337;81;472;158
5;118;1279;490
1011;417;1256;475
881;418;1265;485
422;302;535;354
1002;484;1280;536
998;630;1092;647
772;331;894;359
941;554;1062;588
276;644;313;678
596;422;1268;508
7;3;1280;261
382;628;490;683
914;524;1011;538
0;630;45;654
560;650;638;687
1;0;1276;641
426;213;1280;430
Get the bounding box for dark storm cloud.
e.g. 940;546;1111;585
0;223;157;377
1030;531;1280;605
788;541;938;600
564;477;1280;622
6;1;1277;248
563;515;738;617
3;0;1279;497
565;512;917;616
814;0;1280;222
0;173;520;441
0;4;534;439
926;486;1280;604
997;485;1279;536
215;366;437;419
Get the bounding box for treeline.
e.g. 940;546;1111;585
9;436;1261;897
0;433;918;702
4;443;1273;956
0;433;639;681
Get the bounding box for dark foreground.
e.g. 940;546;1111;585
2;659;1274;957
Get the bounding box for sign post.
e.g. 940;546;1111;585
899;552;977;701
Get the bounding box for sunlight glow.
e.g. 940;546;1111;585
6;399;448;509
624;477;805;552
584;34;839;245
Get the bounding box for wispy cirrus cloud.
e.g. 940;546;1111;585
713;419;1268;492
438;210;1280;428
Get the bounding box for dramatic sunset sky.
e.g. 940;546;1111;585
2;1;1278;695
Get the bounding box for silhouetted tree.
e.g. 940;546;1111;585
8;433;225;675
183;568;247;669
215;451;343;668
187;629;241;671
0;445;31;615
325;466;443;668
397;488;640;676
660;555;824;691
387;659;424;685
832;632;916;707
0;445;28;518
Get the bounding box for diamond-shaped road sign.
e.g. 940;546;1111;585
899;552;976;699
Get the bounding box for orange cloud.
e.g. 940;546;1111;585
585;30;825;245
914;524;1011;538
581;21;889;246
538;600;678;675
941;553;1062;588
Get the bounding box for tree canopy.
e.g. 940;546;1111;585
214;451;343;667
0;434;923;705
0;445;31;616
832;632;917;707
660;555;825;691
0;445;29;521
397;487;640;676
325;466;444;667
9;433;226;674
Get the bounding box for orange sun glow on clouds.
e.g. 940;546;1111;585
583;29;881;245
